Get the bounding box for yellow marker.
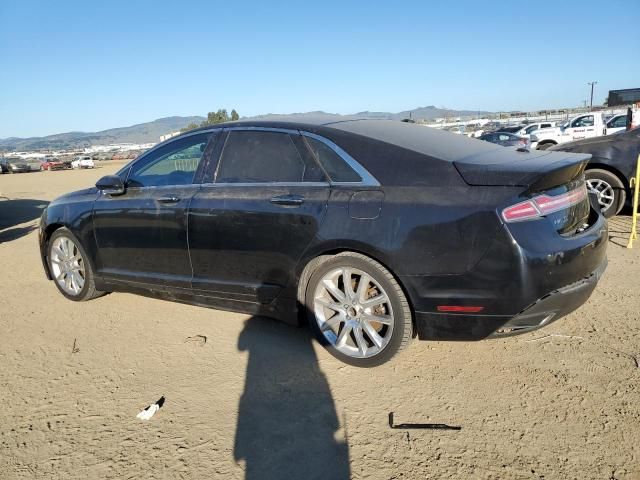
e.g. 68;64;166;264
627;153;640;249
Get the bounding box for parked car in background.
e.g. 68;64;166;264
513;122;556;138
39;119;607;367
0;158;10;173
605;114;628;135
41;157;71;171
478;131;529;148
25;158;43;172
531;112;607;150
550;126;640;217
72;156;95;169
496;125;525;133
2;157;32;173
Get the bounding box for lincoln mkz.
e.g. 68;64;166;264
39;119;607;366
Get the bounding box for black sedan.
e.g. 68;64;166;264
478;131;530;148
39;120;607;367
550;127;640;217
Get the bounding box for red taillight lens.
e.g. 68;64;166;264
437;305;485;313
502;186;587;223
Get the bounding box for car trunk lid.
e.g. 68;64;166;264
454;149;593;236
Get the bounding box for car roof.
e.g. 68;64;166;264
187;118;501;164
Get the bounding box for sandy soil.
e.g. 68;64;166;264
0;163;638;480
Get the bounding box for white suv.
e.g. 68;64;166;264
72;156;95;169
514;122;556;139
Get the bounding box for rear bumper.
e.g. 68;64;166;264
414;258;607;340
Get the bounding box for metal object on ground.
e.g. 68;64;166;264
388;412;461;430
628;153;639;249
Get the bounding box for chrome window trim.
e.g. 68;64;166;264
300;131;380;187
119;128;221;179
224;126;299;135
127;125;382;188
200;181;330;187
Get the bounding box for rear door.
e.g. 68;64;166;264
188;128;330;304
92;131;216;290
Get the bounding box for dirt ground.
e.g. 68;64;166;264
0;163;638;480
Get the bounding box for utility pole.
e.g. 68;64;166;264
587;81;598;110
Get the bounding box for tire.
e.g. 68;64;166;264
304;252;412;367
585;169;626;218
47;227;105;301
537;142;556;150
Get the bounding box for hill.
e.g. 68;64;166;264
0;116;205;151
0;106;492;151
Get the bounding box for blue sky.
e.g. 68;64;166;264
1;0;638;137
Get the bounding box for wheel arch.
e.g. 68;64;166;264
586;162;630;193
295;244;417;337
40;222;65;279
536;139;558;149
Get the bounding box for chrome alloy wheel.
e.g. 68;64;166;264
586;178;615;212
313;267;394;359
50;236;85;295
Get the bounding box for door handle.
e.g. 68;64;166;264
270;194;304;206
157;195;180;203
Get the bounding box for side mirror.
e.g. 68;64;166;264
96;175;125;195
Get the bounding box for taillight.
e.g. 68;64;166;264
502;186;587;223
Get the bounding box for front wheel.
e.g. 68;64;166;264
305;252;412;367
48;228;105;301
585;169;625;218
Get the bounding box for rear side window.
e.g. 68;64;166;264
303;136;361;183
215;131;321;183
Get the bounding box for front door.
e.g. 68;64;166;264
92;132;215;290
188;129;330;304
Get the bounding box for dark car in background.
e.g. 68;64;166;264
550;126;640;217
496;125;524;133
479;131;530;148
38;119;607;367
1;157;31;173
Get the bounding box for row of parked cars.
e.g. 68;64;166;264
0;155;96;174
473;112;639;218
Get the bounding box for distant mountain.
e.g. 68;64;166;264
250;106;491;122
0;116;205;151
0;106;492;151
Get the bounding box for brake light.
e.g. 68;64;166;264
502;186;587;223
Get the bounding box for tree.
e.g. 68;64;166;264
180;122;200;133
181;108;240;133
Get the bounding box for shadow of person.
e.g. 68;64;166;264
234;316;350;480
0;198;49;243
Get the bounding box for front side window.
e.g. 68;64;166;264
128;133;212;187
524;125;538;134
303;135;361;183
215;131;318;183
571;115;594;128
609;116;626;128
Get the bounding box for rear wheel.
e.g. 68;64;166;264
585;169;625;218
48;228;105;301
304;252;412;367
